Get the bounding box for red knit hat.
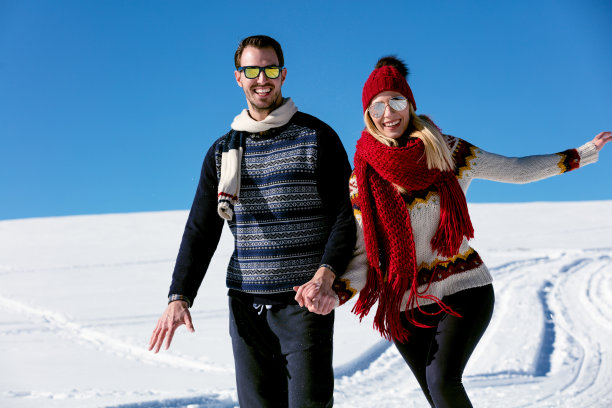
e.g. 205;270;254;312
362;65;416;113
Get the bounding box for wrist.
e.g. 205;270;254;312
316;265;336;285
168;294;192;308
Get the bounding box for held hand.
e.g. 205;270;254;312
148;300;194;353
592;131;612;151
293;266;337;315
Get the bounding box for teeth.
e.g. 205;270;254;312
255;88;271;94
384;120;400;127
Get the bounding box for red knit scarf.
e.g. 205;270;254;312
353;130;474;342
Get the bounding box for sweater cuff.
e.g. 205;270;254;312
577;141;599;167
168;294;192;307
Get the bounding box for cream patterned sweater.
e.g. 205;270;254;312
333;136;599;311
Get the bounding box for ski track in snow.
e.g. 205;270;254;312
0;295;233;375
331;249;612;408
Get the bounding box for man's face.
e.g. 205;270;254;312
234;46;286;121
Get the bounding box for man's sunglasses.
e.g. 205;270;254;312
238;65;284;79
368;96;409;119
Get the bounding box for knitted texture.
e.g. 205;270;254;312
362;65;416;112
217;130;244;220
353;131;474;342
231;97;298;133
215;124;330;293
335;136;599;341
218;98;299;220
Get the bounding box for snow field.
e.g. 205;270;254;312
1;201;611;407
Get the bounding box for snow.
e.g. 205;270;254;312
1;201;611;408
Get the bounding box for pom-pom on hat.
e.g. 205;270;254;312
362;65;416;113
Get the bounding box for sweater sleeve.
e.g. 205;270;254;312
315;123;357;277
168;142;225;307
455;139;599;184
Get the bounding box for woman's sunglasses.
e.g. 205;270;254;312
368;96;408;119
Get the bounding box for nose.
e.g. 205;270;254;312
382;104;394;117
256;70;267;83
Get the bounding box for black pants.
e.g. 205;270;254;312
393;284;494;408
229;296;334;408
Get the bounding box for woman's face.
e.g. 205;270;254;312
368;91;410;140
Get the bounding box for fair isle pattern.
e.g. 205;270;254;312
452;138;479;180
415;248;484;286
333;277;357;305
556;149;581;173
215;125;330;293
336;137;599;310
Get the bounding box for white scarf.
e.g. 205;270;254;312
217;98;298;220
230;97;297;132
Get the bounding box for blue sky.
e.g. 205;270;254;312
1;0;611;220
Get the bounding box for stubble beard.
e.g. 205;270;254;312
248;90;283;118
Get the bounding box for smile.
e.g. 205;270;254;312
384;119;400;127
254;87;272;95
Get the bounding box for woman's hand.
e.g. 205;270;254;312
592;131;612;151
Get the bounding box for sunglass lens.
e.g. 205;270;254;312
389;97;408;112
369;102;385;118
244;67;261;79
264;67;280;79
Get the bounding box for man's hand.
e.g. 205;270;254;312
293;266;337;315
148;300;194;353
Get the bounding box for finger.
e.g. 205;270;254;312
293;286;304;306
305;287;321;308
154;329;167;353
165;326;176;350
304;294;314;309
310;295;329;315
298;284;317;307
316;289;335;313
148;322;160;349
321;298;334;315
148;318;166;350
307;296;322;313
184;312;195;332
148;330;158;351
294;285;305;306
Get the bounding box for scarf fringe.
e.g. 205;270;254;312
217;131;244;220
431;173;474;257
354;268;462;343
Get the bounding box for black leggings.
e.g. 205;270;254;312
393;284;494;408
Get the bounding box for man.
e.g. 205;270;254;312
149;35;355;407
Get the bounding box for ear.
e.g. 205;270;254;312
234;70;243;88
280;67;287;85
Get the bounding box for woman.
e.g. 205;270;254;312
326;57;610;408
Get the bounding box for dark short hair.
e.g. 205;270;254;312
374;55;409;79
234;35;284;69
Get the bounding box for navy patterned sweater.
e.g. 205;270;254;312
168;112;356;306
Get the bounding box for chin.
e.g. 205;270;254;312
383;132;403;140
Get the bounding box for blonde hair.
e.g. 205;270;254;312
364;103;454;171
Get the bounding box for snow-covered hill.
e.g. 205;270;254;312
1;201;611;407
